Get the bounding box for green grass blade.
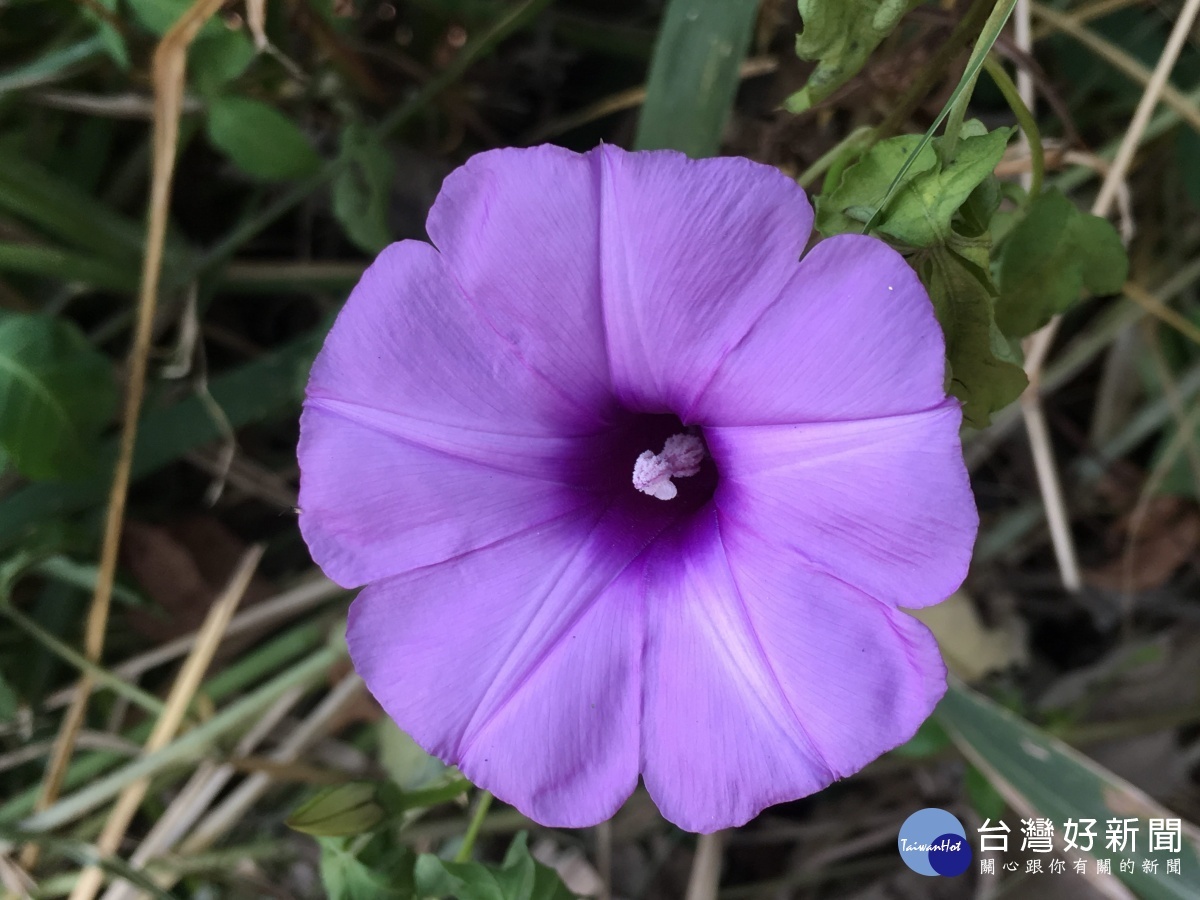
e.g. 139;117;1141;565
0;154;150;263
0;36;107;94
634;0;759;158
0;242;138;292
938;681;1200;898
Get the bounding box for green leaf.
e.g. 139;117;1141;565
815;134;936;238
414;832;574;900
917;246;1027;428
319;837;413;900
882;126;1011;247
938;681;1200;899
634;0;758;158
995;189;1128;338
206;96;321;181
0;314;117;481
190;29;257;96
816;124;1011;247
786;0;921;113
0;152;148;262
0;243;138;292
287;782;387;837
333;124;394;254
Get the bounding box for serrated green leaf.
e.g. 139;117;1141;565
287;782;387;837
816;124;1010;247
918;246;1027;428
786;0;921;112
190;29;257;96
880;127;1012;246
0;314;117;481
995;189;1128;338
634;0;758;158
206;96;320;181
333;124;394;254
414;833;574;900
815;134;935;237
938;681;1200;900
957;174;1001;240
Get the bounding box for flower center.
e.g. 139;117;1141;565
632;433;706;501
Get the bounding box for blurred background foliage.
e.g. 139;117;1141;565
0;0;1199;897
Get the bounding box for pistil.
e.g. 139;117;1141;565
632;433;706;501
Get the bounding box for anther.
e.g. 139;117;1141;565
632;433;705;500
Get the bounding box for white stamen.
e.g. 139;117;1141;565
632;433;706;501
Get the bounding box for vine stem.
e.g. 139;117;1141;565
981;55;1043;202
454;791;494;863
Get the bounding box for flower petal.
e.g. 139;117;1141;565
596;146;814;415
298;407;594;587
348;501;667;828
640;508;946;833
706;403;976;609
425;145;615;417
299;240;603;586
693;233;948;425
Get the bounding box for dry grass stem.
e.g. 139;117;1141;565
1016;0;1200;593
100;686;308;900
43;573;341;713
25;0;233;865
68;546;263;900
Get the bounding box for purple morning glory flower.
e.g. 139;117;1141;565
298;144;977;833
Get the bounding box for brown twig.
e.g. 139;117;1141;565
1017;0;1200;594
69;547;263;900
23;0;233;870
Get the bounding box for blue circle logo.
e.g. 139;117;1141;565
898;808;972;876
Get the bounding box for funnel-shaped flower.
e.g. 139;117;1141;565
299;144;977;833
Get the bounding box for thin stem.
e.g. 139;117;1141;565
454;791;494;863
798;126;871;189
982;54;1043;201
